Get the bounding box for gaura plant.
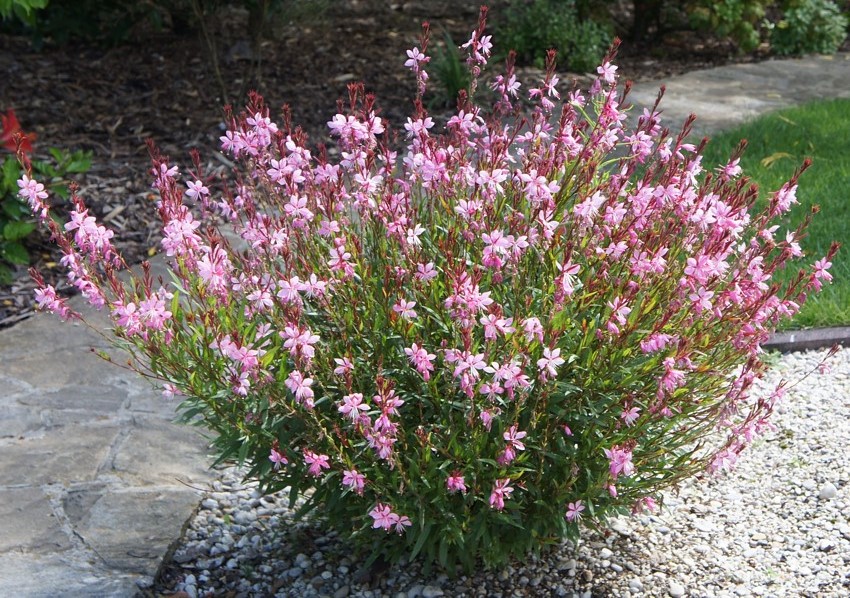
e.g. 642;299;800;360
21;8;837;572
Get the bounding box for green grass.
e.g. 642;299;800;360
699;98;850;329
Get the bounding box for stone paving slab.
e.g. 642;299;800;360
628;53;850;136
0;293;218;596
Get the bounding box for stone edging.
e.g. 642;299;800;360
764;326;850;353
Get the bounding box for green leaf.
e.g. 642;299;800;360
3;220;36;241
0;263;12;284
2;198;30;220
1;240;29;265
50;183;70;200
65;153;92;173
437;536;449;569
408;521;432;562
1;156;20;191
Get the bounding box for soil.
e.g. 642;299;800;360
0;0;787;328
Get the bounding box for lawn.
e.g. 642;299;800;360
699;98;850;329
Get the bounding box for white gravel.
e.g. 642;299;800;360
155;347;850;597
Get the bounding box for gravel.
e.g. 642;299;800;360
156;347;850;597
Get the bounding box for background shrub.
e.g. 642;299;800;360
495;0;613;72
771;0;848;55
687;0;773;51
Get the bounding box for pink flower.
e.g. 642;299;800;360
658;357;686;397
404;47;429;70
446;472;467;494
138;288;173;331
480;314;515;340
597;61;617;84
461;29;492;66
813;257;833;290
269;448;288;470
369;504;391;530
151;162;179;186
303;449;330;477
689;286;714;315
522;317;544;343
338;393;369;422
606;296;631;335
632;496;658;514
17;174;48;217
640;333;675;354
708;447;739;474
373;389;404;415
196;246;232;294
489;478;514;511
722;158;742;178
604;446;635;480
536;347;565;379
476;169;508;197
497;445;516;466
276;276;304;304
333;357;354;377
280;325;320;361
342;469;366;495
415;262;438;282
404;343;436;380
161;383;181;400
185;179;209;201
503;424;527;451
393;299;418;320
112;300;142;335
772;183;798;214
565;500;585;522
285;370;315;409
367;430;397;460
556;259;581;297
479;408;500;431
162;213;202;257
327;240;354;278
284;195;314;227
394;515;412;534
620;407;641;426
369;503;403;532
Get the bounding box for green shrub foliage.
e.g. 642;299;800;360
496;0;613;72
771;0;848;55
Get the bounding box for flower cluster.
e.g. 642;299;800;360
25;8;836;571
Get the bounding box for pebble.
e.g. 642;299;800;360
818;482;837;500
152;348;850;597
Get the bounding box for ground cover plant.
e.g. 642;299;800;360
21;8;837;573
701;98;850;328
